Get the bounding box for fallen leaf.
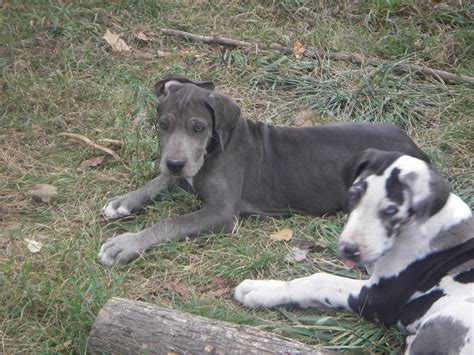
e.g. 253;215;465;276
135;31;152;41
293;40;305;59
291;240;316;250
292;110;318;127
269;228;293;241
197;277;230;295
102;29;131;52
26;184;58;203
285;247;308;264
25;239;43;253
169;282;188;297
79;155;106;171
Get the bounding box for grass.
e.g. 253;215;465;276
1;0;473;353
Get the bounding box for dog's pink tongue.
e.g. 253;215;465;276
343;259;357;268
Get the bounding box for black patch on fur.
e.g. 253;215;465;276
343;148;430;190
384;217;402;238
385;168;404;204
399;289;445;326
348;237;474;326
413;166;452;219
454;268;474;284
345;180;368;212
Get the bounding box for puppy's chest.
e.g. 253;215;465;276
349;281;441;327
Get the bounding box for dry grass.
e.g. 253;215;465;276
1;0;473;353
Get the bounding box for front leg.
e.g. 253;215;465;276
235;273;367;311
102;174;176;219
98;205;236;266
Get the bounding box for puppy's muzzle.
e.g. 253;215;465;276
338;241;361;263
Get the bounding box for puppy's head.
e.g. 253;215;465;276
338;149;450;266
153;75;241;178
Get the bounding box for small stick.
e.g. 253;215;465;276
161;28;254;49
96;138;124;148
58;132;121;161
161;28;474;85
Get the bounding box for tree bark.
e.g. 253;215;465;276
160;28;474;85
87;297;333;355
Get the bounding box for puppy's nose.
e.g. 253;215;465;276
339;242;361;261
166;159;185;173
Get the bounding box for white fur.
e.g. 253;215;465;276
235;273;367;310
102;202;131;220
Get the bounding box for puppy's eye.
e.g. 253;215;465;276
382;205;399;218
159;121;169;130
194;125;204;133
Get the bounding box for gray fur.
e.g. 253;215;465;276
98;76;428;266
430;218;474;252
408;316;468;355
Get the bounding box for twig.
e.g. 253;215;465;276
96;138;124;148
58;132;122;161
161;28;474;85
161;28;255;49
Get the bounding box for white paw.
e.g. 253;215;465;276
102;198;131;220
97;232;143;266
234;279;289;308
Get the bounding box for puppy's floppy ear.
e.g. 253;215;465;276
342;149;405;188
399;165;451;220
207;93;241;150
154;75;215;99
342;150;372;188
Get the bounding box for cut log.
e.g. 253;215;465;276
87;297;333;354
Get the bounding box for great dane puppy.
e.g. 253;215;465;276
98;76;428;266
235;149;473;354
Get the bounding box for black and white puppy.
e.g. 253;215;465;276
235;149;473;354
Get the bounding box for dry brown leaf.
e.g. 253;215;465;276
292;110;318;127
25;239;43;253
207;286;230;297
102;29;131;52
269;228;293;241
26;184;58;203
197;277;231;297
293;40;305;59
79;155;106;171
169;282;188;297
135;31;152;41
291;240;317;250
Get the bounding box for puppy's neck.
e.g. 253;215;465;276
371;193;472;280
419;193;472;241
